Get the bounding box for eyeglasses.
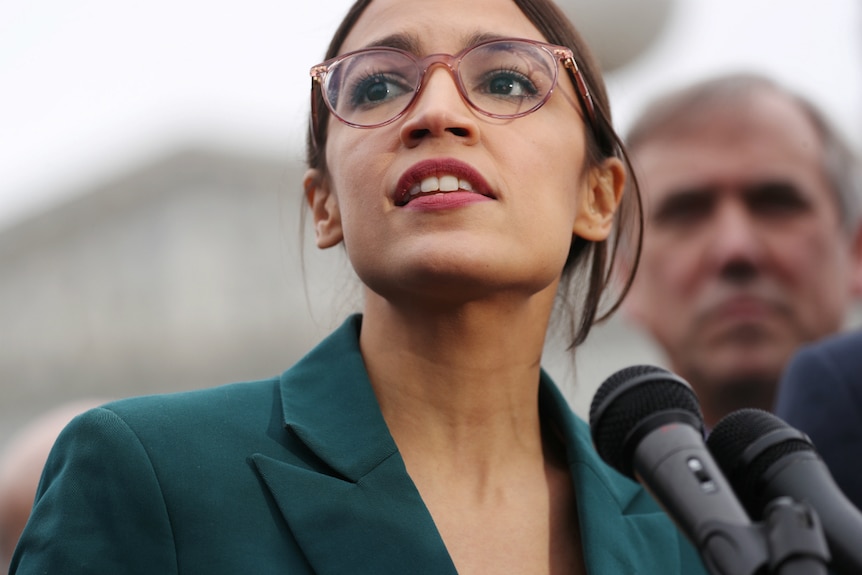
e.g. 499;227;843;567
309;37;596;131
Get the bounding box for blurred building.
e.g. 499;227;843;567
0;147;343;446
0;146;663;449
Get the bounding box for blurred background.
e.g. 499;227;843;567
1;0;861;450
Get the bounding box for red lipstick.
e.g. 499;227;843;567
394;158;495;208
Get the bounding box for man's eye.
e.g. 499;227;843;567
653;194;713;226
748;183;810;216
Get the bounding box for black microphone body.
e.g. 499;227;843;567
633;422;749;542
590;365;768;575
708;409;862;575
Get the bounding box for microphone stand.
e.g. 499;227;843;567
763;497;830;575
697;498;829;575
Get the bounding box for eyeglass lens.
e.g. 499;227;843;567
323;40;559;127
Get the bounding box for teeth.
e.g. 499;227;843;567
439;175;459;192
410;175;474;196
420;177;439;193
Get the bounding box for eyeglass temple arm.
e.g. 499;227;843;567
555;50;596;127
309;72;324;149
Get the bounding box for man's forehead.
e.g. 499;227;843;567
635;125;825;195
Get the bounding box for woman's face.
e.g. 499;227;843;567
308;0;616;306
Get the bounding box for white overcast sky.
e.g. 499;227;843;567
1;0;860;230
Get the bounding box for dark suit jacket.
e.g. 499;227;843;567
775;330;862;510
12;315;706;574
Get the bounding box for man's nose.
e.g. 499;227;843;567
707;199;766;280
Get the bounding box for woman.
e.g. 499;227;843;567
11;0;707;573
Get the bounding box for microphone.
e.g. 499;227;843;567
589;365;767;575
707;408;862;575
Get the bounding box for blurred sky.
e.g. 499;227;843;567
1;0;860;230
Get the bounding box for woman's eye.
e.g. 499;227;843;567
348;74;412;107
481;71;539;98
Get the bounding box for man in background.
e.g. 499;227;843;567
775;330;862;509
622;73;862;427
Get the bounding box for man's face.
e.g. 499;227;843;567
625;90;861;416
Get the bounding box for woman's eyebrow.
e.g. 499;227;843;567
362;31;511;54
363;32;422;53
462;31;509;47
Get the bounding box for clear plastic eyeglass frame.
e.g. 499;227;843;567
309;37;596;136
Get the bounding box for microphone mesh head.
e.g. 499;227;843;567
707;408;813;517
589;365;702;477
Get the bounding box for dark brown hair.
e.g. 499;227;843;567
305;0;642;348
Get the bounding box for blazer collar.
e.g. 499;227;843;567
253;315;687;574
541;375;687;573
252;315;457;574
276;314;396;480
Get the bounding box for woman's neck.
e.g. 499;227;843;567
358;294;584;575
359;293;555;478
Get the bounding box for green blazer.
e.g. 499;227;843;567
12;315;707;574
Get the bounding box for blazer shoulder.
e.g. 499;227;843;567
94;377;284;446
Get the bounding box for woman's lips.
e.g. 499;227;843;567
401;191;493;210
394;159;495;207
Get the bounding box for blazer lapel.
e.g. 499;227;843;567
540;375;687;574
572;462;685;574
252;316;689;574
251;315;457;575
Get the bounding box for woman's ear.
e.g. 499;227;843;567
304;168;344;249
572;157;625;241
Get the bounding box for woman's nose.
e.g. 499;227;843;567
398;67;480;146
